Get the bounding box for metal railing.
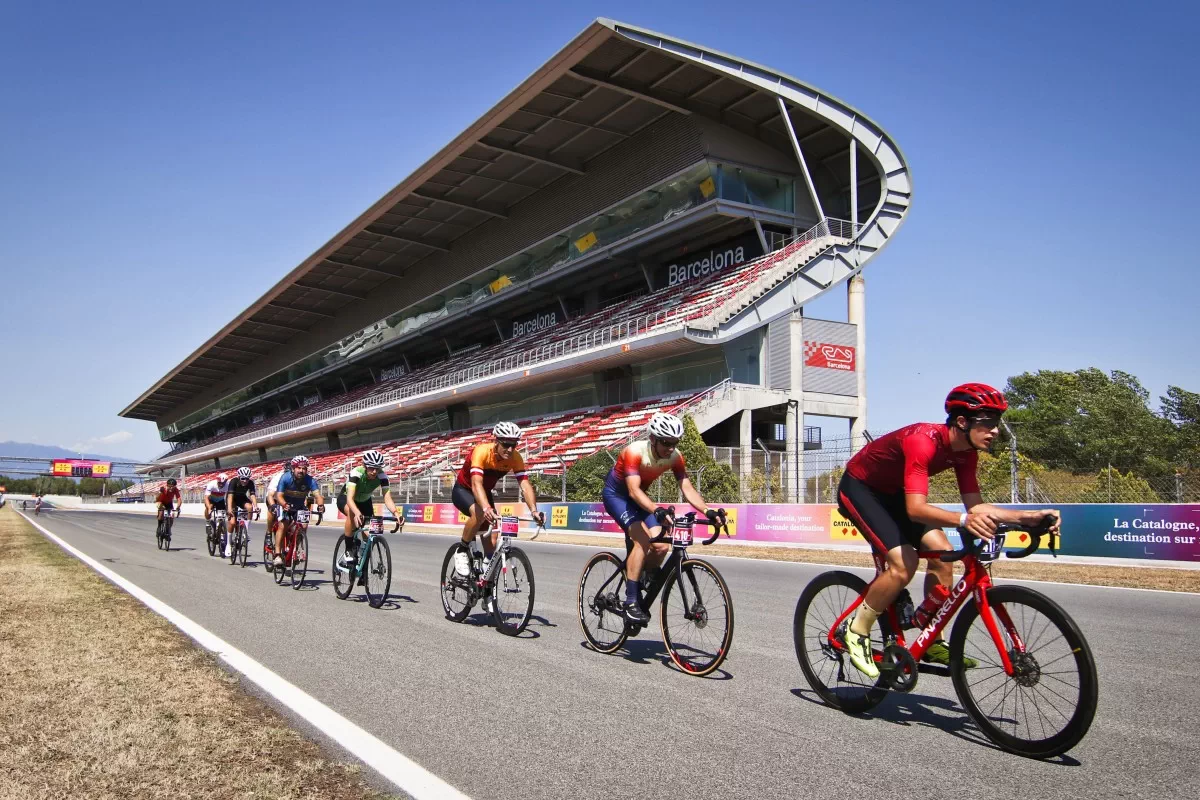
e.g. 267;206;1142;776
160;217;853;466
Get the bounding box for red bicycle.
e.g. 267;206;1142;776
273;506;322;589
793;517;1097;758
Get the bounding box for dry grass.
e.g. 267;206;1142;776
405;523;1200;593
0;507;396;800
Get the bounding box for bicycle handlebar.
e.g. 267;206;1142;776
649;507;730;546
939;515;1059;563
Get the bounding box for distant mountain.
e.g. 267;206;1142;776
0;441;139;478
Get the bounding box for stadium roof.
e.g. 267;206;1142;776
122;18;908;423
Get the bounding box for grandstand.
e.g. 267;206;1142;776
120;19;910;503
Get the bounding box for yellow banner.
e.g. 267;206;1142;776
423;506;435;522
829;507;863;541
574;231;598;253
699;176;716;198
551;505;568;528
489;275;513;294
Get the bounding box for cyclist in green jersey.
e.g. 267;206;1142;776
337;449;403;566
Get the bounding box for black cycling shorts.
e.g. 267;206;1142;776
230;494;254;509
209;498;227;512
336;493;374;521
837;473;930;553
451;482;494;516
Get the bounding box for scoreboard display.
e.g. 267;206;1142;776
51;460;112;478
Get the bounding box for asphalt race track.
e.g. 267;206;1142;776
28;510;1200;799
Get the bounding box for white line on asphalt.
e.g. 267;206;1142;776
18;510;471;800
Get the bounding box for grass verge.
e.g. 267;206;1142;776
0;507;396;800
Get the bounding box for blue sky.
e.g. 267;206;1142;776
1;0;1196;461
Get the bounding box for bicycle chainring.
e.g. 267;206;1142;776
881;644;919;693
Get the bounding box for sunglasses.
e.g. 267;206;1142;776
970;416;1003;430
497;439;519;448
655;438;680;449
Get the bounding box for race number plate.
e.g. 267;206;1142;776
500;516;520;537
213;511;226;521
671;518;694;547
296;510;311;525
978;531;1006;563
369;517;383;534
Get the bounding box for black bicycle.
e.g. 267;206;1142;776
228;509;251;567
333;515;400;608
578;510;734;676
206;509;228;558
441;515;541;635
156;510;176;551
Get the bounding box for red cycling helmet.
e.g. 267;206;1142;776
945;383;1008;416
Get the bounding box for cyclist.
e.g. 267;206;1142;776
155;479;181;527
34;493;44;514
262;466;285;569
271;456;324;570
602;412;725;625
836;383;1061;678
337;449;403;568
225;467;258;557
203;472;231;550
451;422;545;610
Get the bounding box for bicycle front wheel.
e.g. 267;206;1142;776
364;537;392;608
577;551;629;654
207;526;218;557
660;558;734;676
229;527;241;565
273;532;288;585
793;570;891;713
289;531;309;590
440;543;474;622
237;530;248;567
331;536;354;599
156;521;166;550
950;585;1098;759
492;547;534;635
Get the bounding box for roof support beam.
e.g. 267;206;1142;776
436;166;543;191
293;281;369;301
322;259;406;279
222;332;285;347
568;68;691;115
776;97;826;221
410;190;508;219
511;108;628;138
241;318;302;334
266;301;335;318
474;140;585;175
360;228;450;251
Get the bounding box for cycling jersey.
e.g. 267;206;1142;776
155;487;180;506
228;477;256;505
341;465;389;503
603;440;688;496
266;470;284;499
276;471;318;509
205;479;231;500
845;422;979;495
455;444;526;492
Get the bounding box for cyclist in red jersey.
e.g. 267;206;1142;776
836;383;1060;678
155;479;181;526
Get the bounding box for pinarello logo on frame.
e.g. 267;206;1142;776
804;342;856;371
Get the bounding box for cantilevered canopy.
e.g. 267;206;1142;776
123;18;907;422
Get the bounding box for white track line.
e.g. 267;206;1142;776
18;510;470;800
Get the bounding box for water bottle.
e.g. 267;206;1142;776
913;583;950;629
895;589;916;629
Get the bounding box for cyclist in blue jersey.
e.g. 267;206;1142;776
270;455;325;570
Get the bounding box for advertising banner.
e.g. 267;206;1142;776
51;459;112;478
376;501;1200;563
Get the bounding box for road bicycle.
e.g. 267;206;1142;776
228;509;251;567
441;515;541;635
155;509;177;551
793;516;1098;759
333;515;400;608
273;506;321;589
578;510;734;676
206;510;227;558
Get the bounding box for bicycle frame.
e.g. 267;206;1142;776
347;516;398;577
591;527;707;619
280;514;309;563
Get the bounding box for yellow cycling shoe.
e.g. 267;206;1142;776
923;641;977;669
843;627;880;679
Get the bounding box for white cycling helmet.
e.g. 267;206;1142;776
492;421;522;440
218;472;228;482
236;467;252;480
290;455;309;468
362;449;385;468
647;412;684;440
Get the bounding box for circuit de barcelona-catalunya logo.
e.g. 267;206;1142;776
804;342;856;371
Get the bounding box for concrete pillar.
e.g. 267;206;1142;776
789;314;806;502
738;409;753;501
326;431;341;452
848;275;867;452
785;402;799;503
258;447;268;461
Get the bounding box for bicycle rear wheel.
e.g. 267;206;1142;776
440;543;474;622
577;551;630;654
492;547;534;635
950;585;1098;759
364;537;392;608
156;521;166;550
237;530;248;567
331;536;355;599
793;570;891;713
262;532;273;573
207;524;218;557
289;530;308;589
660;558;734;676
273;531;288;585
229;526;241;565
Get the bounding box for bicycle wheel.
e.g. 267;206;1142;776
237;530;248;567
207;524;218;557
793;570;891;713
331;536;355;599
364;537;392;608
577;551;630;654
156;521;166;550
950;585;1098;759
229;526;241;565
439;542;474;622
289;530;309;590
274;531;288;585
492;547;534;635
262;532;273;573
659;558;734;676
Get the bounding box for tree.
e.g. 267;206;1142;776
1004;369;1175;475
1078;467;1161;503
1161;386;1200;470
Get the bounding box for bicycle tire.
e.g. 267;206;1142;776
290;530;308;590
156;520;166;550
439;542;474;622
273;530;288;585
950;585;1098;759
229;526;241;566
492;546;534;635
262;532;273;574
331;536;355;599
364;537;392;608
207;524;218;557
237;530;248;567
793;570;891;713
577;551;630;654
659;558;734;676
